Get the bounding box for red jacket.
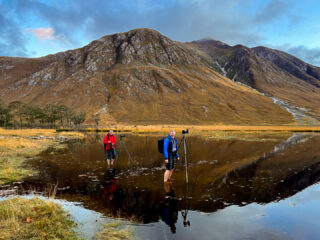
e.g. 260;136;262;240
103;133;116;150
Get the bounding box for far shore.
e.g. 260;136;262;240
62;124;320;133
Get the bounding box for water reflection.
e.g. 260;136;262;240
162;182;179;233
11;133;320;228
103;168;117;201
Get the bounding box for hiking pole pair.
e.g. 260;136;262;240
116;134;133;167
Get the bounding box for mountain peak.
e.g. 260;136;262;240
191;38;230;49
1;28;320;125
97;28;164;42
73;27;209;69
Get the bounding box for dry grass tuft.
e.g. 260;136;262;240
0;128;84;185
0;128;56;137
0;197;80;240
96;222;134;240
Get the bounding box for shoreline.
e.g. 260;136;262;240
69;125;320;133
0;196;133;240
0;128;85;186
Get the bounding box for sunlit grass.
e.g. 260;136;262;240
0;128;84;138
85;124;320;134
0;128;85;185
0;156;32;185
0;139;53;185
0;197;80;240
0;197;135;240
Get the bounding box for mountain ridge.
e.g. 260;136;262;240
0;28;319;125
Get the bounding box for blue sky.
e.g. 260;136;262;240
1;0;320;66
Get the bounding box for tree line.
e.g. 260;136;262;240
0;100;86;128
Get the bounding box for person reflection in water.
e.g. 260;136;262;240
162;181;179;233
104;168;117;201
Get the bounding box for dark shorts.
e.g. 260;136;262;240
107;148;116;160
165;157;176;170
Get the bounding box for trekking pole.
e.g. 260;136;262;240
116;139;122;168
183;134;189;184
122;140;133;165
117;134;133;167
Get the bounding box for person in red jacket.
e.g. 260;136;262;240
103;129;116;167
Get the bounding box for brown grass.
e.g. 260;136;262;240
0;197;79;240
87;124;320;134
0;128;84;138
0;197;135;240
0;128;84;185
96;222;134;240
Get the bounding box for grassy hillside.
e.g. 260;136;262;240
2;28;319;125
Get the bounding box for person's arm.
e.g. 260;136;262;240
164;137;169;160
111;136;116;149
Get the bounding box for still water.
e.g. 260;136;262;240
15;133;320;239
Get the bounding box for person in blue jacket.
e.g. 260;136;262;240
164;129;179;182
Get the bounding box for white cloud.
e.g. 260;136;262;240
27;27;55;41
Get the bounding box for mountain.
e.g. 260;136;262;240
0;28;319;125
190;39;320;123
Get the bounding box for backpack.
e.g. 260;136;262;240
158;136;173;154
158;137;165;153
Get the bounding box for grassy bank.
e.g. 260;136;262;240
0;197;134;240
83;124;320;134
0;128;84;185
0;197;79;240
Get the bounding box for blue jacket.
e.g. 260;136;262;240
164;135;179;159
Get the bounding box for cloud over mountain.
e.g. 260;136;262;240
0;0;319;66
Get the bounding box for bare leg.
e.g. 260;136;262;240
164;181;173;193
169;168;174;180
111;159;115;166
164;170;171;182
164;181;170;193
107;159;111;168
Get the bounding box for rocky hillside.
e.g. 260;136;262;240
191;39;320;123
0;28;319;125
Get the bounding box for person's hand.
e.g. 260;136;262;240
165;159;168;163
177;157;180;160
